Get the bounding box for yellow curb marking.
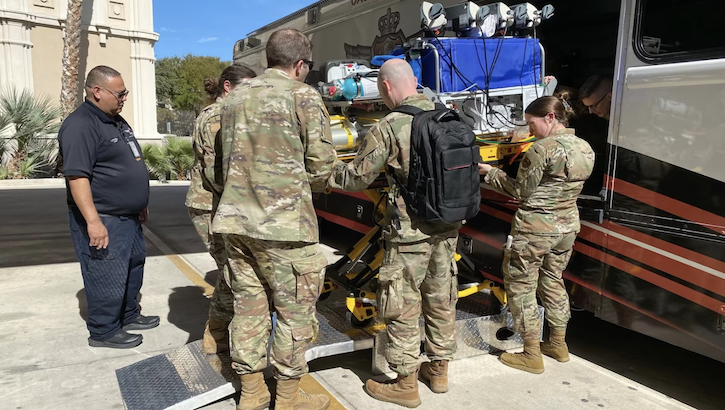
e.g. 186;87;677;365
300;374;347;410
142;226;214;296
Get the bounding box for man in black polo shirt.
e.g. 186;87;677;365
58;65;159;349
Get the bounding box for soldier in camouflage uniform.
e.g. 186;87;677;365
479;95;595;374
186;64;257;356
328;59;460;408
211;29;335;410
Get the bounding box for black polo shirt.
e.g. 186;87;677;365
58;99;149;216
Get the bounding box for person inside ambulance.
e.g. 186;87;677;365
579;75;613;120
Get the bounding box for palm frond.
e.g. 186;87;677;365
0;88;61;174
163;137;194;180
16;152;49;179
141;143;171;180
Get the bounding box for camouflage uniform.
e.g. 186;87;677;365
185;99;233;329
329;94;460;376
484;128;594;338
211;68;336;379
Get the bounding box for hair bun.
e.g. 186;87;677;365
203;78;221;99
555;90;577;120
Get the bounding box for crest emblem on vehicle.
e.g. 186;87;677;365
345;8;414;60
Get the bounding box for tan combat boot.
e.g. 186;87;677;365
201;318;230;354
275;378;331;410
541;327;570;362
364;370;421;408
237;372;271;410
419;360;449;393
499;338;544;374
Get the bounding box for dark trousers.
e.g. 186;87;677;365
69;208;146;341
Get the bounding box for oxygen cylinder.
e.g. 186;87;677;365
341;75;380;100
329;115;361;150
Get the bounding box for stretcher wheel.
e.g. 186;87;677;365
349;301;376;328
351;315;374;328
318;280;336;301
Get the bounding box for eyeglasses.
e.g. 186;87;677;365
100;86;129;100
301;59;314;70
584;91;609;109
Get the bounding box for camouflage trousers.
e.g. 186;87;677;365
223;234;326;379
503;232;576;339
188;208;234;323
378;234;459;376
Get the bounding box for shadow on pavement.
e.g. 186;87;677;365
76;289;146;323
568;310;725;410
76;289;88;322
167;286;210;344
309;349;377;387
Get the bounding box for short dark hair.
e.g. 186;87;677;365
204;63;257;99
579;75;612;99
265;28;312;69
85;65;121;88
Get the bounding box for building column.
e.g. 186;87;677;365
128;0;159;141
0;18;33;93
130;38;158;141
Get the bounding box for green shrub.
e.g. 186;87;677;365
141;137;194;181
0;88;61;179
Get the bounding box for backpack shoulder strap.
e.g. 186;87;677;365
392;105;425;116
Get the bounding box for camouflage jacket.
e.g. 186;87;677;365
185;98;223;211
328;94;460;244
211;69;336;242
484;128;595;234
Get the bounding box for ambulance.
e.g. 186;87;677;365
233;0;725;363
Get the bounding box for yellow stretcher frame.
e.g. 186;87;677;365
323;132;535;326
322;190;509;327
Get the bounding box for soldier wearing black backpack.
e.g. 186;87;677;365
328;59;481;408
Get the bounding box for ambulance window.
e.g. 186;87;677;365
635;0;725;62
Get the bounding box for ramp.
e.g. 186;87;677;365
117;292;528;410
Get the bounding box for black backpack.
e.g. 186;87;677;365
390;104;481;224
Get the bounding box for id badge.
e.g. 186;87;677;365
120;125;141;161
128;141;141;161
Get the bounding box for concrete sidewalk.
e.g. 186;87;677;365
0;238;696;410
0;245;224;409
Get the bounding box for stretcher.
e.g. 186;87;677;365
321;127;535;327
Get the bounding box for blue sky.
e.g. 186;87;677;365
153;0;316;61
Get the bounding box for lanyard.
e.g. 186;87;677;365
118;123;141;161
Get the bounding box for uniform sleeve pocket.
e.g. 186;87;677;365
377;265;405;319
291;252;327;304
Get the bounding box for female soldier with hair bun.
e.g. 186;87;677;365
478;93;595;374
184;63;256;356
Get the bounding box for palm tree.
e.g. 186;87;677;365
60;0;84;118
57;0;84;176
